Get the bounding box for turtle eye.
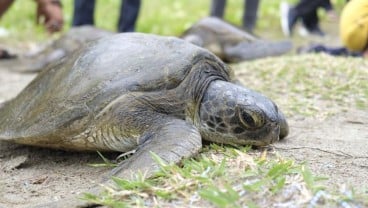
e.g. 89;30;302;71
239;109;265;129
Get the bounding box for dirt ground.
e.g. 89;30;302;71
0;22;367;207
275;110;368;189
0;56;367;208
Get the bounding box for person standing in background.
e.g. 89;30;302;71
298;0;368;58
210;0;260;33
73;0;141;32
280;0;337;37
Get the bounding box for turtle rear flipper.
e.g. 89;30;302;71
224;40;293;62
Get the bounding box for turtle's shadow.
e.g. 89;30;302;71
0;140;120;168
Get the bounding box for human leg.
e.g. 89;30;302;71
300;10;325;36
118;0;141;32
280;2;298;36
292;0;325;16
280;0;325;36
242;0;259;32
210;0;226;18
72;0;95;26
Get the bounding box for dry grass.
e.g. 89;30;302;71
85;145;367;208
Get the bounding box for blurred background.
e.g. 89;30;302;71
0;0;346;42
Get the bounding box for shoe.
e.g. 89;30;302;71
280;2;297;37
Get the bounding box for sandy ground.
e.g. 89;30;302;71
275;110;368;189
0;57;367;208
0;20;367;207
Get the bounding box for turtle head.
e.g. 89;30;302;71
198;80;288;146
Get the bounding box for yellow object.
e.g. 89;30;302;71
339;0;368;52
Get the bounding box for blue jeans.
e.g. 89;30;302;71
72;0;141;32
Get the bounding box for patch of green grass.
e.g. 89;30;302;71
87;151;118;168
82;145;367;207
234;54;368;117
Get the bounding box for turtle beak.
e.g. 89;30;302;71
268;122;281;144
252;122;280;146
273;125;281;143
269;101;289;140
278;111;289;140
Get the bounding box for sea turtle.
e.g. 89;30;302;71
0;33;288;207
0;32;288;177
181;17;293;62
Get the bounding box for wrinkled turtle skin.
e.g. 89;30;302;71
0;33;289;207
181;17;293;62
2;26;113;73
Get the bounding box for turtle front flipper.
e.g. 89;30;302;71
33;119;202;208
109;119;202;180
223;40;293;62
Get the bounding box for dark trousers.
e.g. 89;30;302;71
73;0;141;32
210;0;260;32
292;0;332;30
